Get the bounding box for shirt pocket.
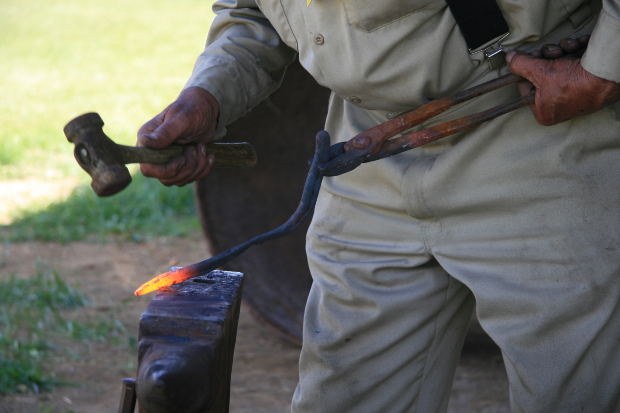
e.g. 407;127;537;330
343;0;438;32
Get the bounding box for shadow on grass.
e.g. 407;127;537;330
1;174;200;243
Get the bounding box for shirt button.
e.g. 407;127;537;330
314;33;325;45
349;96;362;104
386;112;397;119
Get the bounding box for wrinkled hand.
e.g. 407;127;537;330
137;87;220;186
506;48;620;126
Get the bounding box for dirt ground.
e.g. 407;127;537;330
0;235;509;413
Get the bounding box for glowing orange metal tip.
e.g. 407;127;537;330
134;266;200;296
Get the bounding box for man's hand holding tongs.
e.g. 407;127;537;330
507;36;620;126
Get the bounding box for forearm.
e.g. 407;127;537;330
185;0;297;138
581;1;620;82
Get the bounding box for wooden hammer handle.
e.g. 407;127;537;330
119;142;257;167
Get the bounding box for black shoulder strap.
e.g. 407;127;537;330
445;0;509;52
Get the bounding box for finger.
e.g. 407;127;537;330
577;34;590;48
558;37;581;54
137;113;164;147
140;106;192;149
528;48;543;58
159;145;206;186
140;154;187;183
156;145;214;186
181;144;210;183
176;151;215;186
540;44;564;59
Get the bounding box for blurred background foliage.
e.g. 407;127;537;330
0;0;216;240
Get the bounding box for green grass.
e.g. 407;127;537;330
1;174;199;242
0;0;216;240
1;0;216;180
0;266;126;394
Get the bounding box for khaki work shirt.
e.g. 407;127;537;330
185;0;620;139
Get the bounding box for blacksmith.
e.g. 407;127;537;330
138;1;620;411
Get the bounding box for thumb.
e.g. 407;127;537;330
506;51;545;87
140;107;188;149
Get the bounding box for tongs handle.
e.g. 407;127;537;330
320;73;530;176
347;74;522;154
371;92;533;160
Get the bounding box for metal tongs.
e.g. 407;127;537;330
320;73;532;176
135;72;534;295
134;37;594;294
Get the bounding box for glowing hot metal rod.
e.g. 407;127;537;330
134;266;199;296
134;131;331;296
135;73;541;295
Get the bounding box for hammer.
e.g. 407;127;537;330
64;112;257;196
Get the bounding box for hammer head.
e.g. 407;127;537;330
64;112;132;196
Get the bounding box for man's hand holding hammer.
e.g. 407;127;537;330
138;87;220;187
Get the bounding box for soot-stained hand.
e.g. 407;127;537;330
137;87;220;186
506;37;620;126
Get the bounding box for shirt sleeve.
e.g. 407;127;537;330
184;0;297;138
581;2;620;82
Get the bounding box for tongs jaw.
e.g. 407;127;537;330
319;73;533;177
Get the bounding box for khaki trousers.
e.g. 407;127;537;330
291;83;620;412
